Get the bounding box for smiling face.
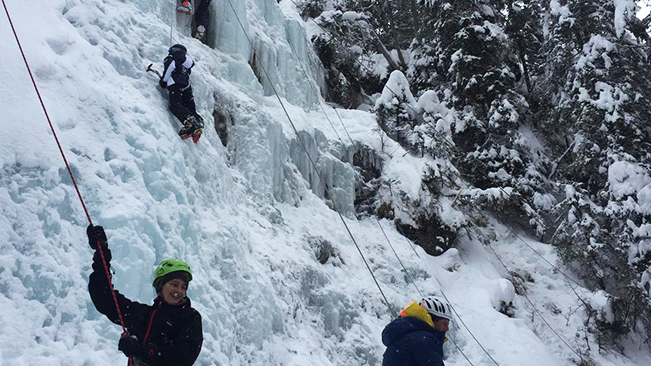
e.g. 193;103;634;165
161;278;188;305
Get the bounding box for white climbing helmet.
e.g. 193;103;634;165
419;296;453;321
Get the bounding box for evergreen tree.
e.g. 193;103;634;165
503;0;544;96
308;0;420;107
374;71;420;152
541;0;651;346
409;0;548;234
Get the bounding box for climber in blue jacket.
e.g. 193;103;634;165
382;296;453;366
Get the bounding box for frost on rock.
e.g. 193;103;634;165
491;278;516;316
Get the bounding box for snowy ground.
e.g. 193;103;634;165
1;0;650;365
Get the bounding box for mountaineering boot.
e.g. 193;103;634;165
192;129;202;143
176;0;193;14
178;116;197;140
191;115;204;143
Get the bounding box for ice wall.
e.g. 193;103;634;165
212;0;323;108
288;130;356;215
3;0;633;365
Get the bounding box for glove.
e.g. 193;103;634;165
87;225;108;250
118;334;140;357
118;334;159;362
159;79;167;89
92;248;112;273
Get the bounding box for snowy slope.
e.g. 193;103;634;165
1;0;650;365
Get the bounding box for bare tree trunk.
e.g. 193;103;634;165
396;49;408;70
409;0;420;33
372;29;402;71
518;45;532;94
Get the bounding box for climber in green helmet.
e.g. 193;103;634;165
87;225;203;366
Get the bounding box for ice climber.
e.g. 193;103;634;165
87;225;203;366
192;0;212;42
381;296;453;366
159;44;204;143
177;0;192;14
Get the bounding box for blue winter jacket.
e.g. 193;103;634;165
381;316;446;366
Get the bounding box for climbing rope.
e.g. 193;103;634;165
224;0;397;317
292;1;599;362
438;285;501;366
279;4;514;365
2;0;130;350
285;2;603;364
169;0;175;45
285;39;424;298
483;237;586;362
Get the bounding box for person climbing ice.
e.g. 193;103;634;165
381;296;453;366
159;44;204;143
192;0;212;42
87;225;203;365
177;0;192;15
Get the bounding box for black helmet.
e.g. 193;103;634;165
168;44;187;54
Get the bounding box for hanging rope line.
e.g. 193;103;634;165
448;336;477;366
502;225;593;313
286;2;604;364
225;0;397;317
2;0;129;341
284;41;345;144
292;2;600;363
281;3;505;364
436;285;502;366
450;183;593;314
285;38;424;298
169;0;175;45
440;179;591;361
483;238;586;362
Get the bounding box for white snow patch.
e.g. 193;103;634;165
608;161;651;199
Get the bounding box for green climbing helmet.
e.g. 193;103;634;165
152;258;193;288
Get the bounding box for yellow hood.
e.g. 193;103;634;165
399;302;434;328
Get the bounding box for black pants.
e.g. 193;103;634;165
168;84;197;124
195;0;211;28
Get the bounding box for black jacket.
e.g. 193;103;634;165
381;316;445;366
89;250;203;366
161;51;195;88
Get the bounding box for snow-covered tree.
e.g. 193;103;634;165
374;71;420;151
541;0;651;346
504;0;545;95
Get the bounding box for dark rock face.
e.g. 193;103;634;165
395;215;457;256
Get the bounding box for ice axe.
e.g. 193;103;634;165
146;63;162;78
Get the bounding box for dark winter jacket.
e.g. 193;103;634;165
89;249;203;366
381;316;446;366
161;51;195;88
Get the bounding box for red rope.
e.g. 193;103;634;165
2;0;129;337
143;309;158;344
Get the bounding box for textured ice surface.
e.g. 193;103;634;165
2;0;651;366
